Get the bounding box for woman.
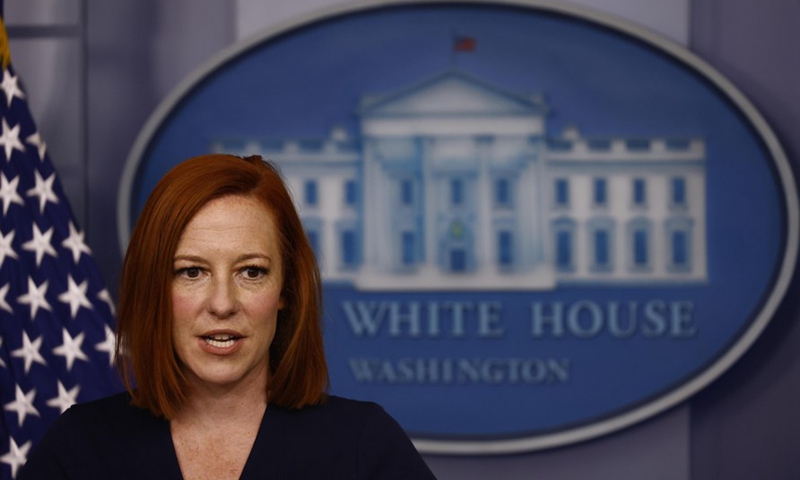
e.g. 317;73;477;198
20;154;437;479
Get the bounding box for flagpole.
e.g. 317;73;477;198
450;29;456;69
79;0;90;231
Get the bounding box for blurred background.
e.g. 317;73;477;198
5;0;799;478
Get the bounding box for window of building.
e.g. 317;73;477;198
401;179;413;206
304;180;318;206
344;180;357;206
626;218;652;271
627;217;653;271
341;230;357;267
672;230;688;266
304;218;323;261
552;218;576;271
555;178;569;207
594;178;608;207
495;178;511;207
594;230;609;267
556;230;572;270
401;231;415;265
671;177;687;207
588;217;614;272
665;217;693;272
633;229;648;266
451;178;463;206
633;178;646;206
307;230;319;258
498;230;513;266
450;248;467;272
441;219;475;273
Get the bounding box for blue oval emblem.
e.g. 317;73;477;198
119;1;798;454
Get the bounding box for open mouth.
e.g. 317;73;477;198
202;334;239;348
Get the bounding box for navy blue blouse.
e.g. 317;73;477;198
19;392;437;479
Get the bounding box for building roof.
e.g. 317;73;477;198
358;70;548;117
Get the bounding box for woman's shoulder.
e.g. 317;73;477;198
272;394;391;428
264;394;411;448
257;396;437;479
19;391;178;479
59;391;152;428
66;390;133;415
32;390;163;451
314;394;383;414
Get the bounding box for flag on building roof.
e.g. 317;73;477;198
0;12;119;479
453;35;476;52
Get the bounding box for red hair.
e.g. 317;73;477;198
116;154;328;418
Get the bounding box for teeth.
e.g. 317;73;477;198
209;334;234;341
203;335;237;348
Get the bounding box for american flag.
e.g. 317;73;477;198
0;14;120;480
453;35;476;52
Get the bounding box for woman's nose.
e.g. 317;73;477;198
207;277;238;318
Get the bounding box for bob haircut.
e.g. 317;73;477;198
116;154;328;418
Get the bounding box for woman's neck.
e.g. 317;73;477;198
169;381;268;480
174;379;268;426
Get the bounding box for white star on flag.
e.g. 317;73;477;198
61;222;92;263
3;385;40;427
0;437;31;479
97;288;116;315
46;380;81;414
0;69;25;107
21;223;57;267
0;337;5;368
52;329;89;372
0;172;24;214
25;131;47;161
58;274;93;318
26;169;59;213
0;282;12;313
0;118;25;160
0;229;18;267
95;324;117;367
17;277;52;319
11;331;47;374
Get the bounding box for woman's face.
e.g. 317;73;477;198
171;195;284;394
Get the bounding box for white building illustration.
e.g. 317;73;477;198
215;70;707;290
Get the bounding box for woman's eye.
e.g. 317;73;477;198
177;267;201;278
243;267;266;279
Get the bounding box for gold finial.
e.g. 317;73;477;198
0;16;11;69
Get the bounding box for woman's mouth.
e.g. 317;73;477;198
202;334;239;348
